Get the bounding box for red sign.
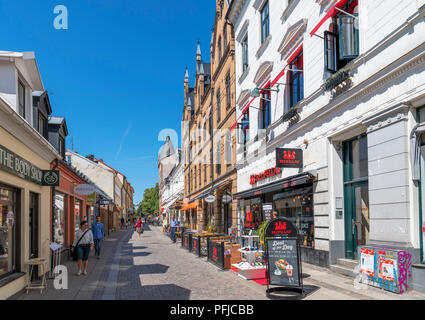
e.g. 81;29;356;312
250;167;281;185
265;218;298;238
423;222;425;233
276;148;303;168
212;247;218;260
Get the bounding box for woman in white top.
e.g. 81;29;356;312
71;220;94;276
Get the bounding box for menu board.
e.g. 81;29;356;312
267;239;300;287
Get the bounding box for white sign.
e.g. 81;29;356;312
222;194;232;203
205;195;215;203
74;184;96;196
360;248;375;277
7;210;14;229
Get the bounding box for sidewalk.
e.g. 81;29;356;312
161;226;425;300
12;228;131;300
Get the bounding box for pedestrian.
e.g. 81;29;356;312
136;217;143;239
170;215;178;243
121;217;125;229
272;211;279;220
91;216;105;259
71;220;94;276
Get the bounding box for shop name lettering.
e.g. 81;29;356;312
0;146;42;183
250;167;281;185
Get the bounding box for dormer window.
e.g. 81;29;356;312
18;80;25;118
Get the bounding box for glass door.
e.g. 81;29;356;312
29;193;39;259
420;145;425;263
0;185;17;278
343;135;369;260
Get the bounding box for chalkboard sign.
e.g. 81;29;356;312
267;239;300;287
265;218;303;296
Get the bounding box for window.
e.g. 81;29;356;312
260;88;271;129
0;185;18;278
204;156;207;183
242;35;249;72
59;136;65;158
216;141;221;176
54;193;66;245
18;80;25;118
218;37;222;61
226;74;231;108
324;1;359;73
38;114;47;139
289;51;304;108
75;199;81;232
260;1;270;43
216;91;221;123
274;191;314;247
241;111;249;145
225;132;232;167
223;25;228;51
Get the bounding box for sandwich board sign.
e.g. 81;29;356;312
265;218;304;297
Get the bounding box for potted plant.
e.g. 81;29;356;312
258;221;270;247
206;222;216;233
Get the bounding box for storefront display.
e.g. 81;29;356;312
243;198;262;231
54;193;66;245
273;188;314;247
0;185;17;278
75;199;81;232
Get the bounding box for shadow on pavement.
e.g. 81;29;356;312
140;284;191;300
266;285;319;300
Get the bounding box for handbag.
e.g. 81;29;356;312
70;230;89;261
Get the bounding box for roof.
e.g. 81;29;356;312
48;116;68;136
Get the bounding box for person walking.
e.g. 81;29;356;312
121;217;125;229
170;215;178;243
92;216;105;259
71;221;94;276
136;217;143;239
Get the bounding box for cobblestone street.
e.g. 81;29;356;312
13;224;425;300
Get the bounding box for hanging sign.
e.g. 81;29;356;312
42;170;60;186
222;194;232;203
87;192;96;203
75;184;96;196
276;148;303;168
205;195;215;203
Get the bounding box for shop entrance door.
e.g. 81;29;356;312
29;192;39;259
343;135;369;260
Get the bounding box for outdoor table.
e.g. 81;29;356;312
26;258;47;294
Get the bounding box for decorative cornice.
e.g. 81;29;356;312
253;60;273;86
277;18;307;60
363;103;411;133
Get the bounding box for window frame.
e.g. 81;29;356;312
18;80;26;118
260;88;271;129
260;1;270;44
242;35;249;73
289;51;304;109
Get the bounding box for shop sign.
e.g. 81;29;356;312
250;167;281;185
276;148;303;168
98;199;110;205
41;170;60;186
263;203;273;221
6;210;14;229
87;192;96;203
222;194;232;203
75;184;96;196
205;195;215;203
0;144;43;185
423;222;425;233
265;219;298;237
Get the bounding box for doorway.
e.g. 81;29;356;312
29;192;39;259
343;135;369;260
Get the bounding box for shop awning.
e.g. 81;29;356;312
181;203;197;211
233;172;316;200
309;0;350;37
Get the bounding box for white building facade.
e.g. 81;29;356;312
228;0;425;292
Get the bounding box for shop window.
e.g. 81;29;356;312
324;0;359;73
243;198;262;232
0;185;17;278
75;199;81;232
54;193;66;245
274;192;314;247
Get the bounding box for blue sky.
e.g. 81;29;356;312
0;0;215;204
